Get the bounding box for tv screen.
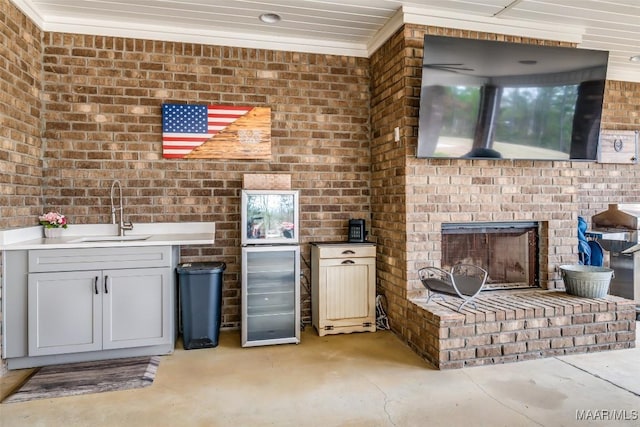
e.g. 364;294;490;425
417;35;609;160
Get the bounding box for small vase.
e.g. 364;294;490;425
44;228;62;238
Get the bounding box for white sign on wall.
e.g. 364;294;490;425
598;130;638;164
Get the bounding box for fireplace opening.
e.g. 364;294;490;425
441;222;540;290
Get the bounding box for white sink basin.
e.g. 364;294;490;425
67;235;151;243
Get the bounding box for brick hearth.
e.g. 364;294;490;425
407;290;636;369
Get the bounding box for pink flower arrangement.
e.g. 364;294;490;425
39;211;68;229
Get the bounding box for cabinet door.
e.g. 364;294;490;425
242;246;300;347
102;267;172;350
318;256;376;327
28;271;102;356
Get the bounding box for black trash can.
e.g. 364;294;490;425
176;261;226;350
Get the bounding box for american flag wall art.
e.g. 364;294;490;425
161;104;271;159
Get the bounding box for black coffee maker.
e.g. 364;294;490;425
348;219;366;242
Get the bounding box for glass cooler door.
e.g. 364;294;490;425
241;190;299;245
241;245;300;347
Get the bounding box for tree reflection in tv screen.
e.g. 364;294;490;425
416;34;608;161
436;84;579;158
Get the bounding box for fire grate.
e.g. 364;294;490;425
418;264;488;311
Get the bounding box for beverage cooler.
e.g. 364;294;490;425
241;190;300;347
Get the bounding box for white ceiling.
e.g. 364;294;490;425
10;0;640;82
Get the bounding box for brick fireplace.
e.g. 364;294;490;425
407;220;636;369
368;24;640;370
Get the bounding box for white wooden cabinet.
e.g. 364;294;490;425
311;243;376;336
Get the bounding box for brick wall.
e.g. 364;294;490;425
39;32;371;330
0;1;43;227
3;2;640;376
370;24;640;342
0;0;44;375
369;28;410;338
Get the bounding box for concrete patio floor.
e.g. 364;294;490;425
1;324;638;426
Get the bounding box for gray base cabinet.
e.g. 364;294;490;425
28;267;171;356
28;270;102;355
3;246;177;369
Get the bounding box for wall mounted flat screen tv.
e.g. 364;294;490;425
417;35;609;160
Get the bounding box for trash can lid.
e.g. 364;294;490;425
176;261;226;274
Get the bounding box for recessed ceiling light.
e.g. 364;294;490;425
630;55;640;63
259;13;281;24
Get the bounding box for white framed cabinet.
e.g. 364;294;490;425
2;246;177;369
28;267;171;356
28;270;102;355
311;243;376;336
241;245;300;347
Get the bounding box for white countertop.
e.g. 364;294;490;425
0;222;215;250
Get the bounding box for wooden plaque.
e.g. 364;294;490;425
598;130;638;164
243;174;291;190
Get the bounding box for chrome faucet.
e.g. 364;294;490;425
110;179;134;236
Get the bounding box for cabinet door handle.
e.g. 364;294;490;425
341;260;355;264
342;250;356;255
104;275;109;294
94;276;99;295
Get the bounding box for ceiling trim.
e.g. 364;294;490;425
604;66;638;84
10;0;44;28
400;6;584;45
10;0;637;82
39;16;370;57
366;8;405;56
11;1;585;59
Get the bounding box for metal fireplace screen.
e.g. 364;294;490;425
441;222;539;290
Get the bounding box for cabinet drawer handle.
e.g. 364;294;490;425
342;250;356;255
341;260;355;264
94;276;99;295
104;275;109;294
